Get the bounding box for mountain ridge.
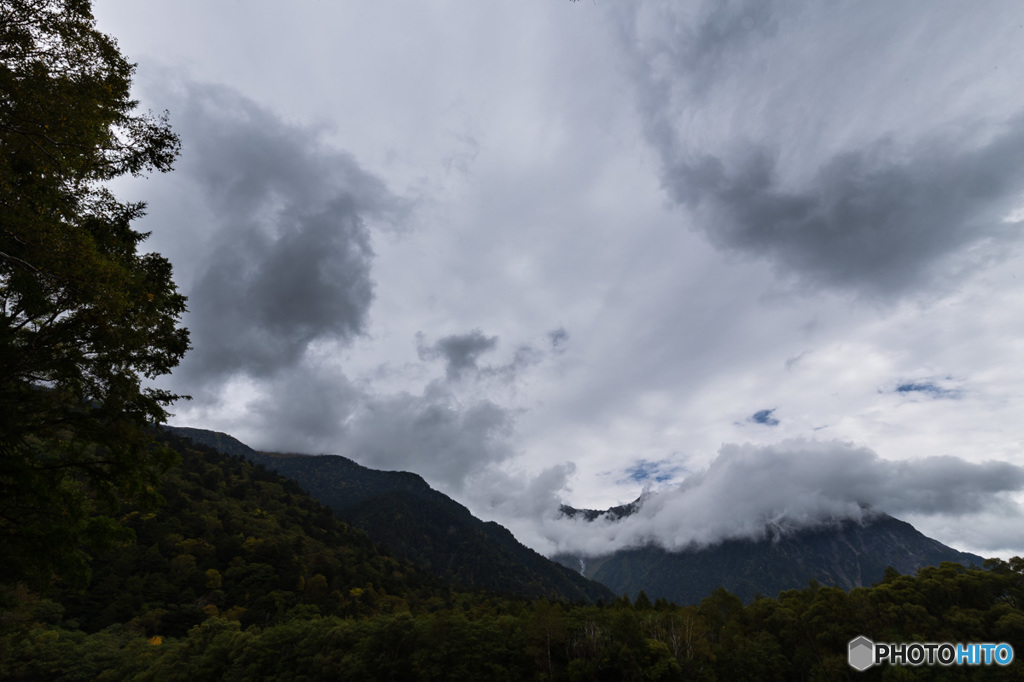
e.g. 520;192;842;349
164;426;986;606
163;426;613;603
552;500;984;604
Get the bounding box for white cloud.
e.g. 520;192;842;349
539;439;1024;557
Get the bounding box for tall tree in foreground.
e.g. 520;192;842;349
0;0;189;585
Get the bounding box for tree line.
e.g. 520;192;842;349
2;434;1022;680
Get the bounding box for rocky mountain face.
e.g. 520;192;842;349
553;502;983;604
164;426;613;603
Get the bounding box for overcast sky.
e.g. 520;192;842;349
95;0;1024;558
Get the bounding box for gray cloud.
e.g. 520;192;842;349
417;330;543;385
159;80;406;386
200;360;524;493
333;329;543;489
542;439;1024;556
615;0;779;105
659;134;1024;297
342;389;516;490
784;351;808;371
418;329;499;381
465;462;577;536
139;80;527;492
242;366;361;454
548;327;568;352
616;2;1024;298
483;344;544;384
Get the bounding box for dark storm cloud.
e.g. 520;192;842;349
658;133;1024;297
159;80;406;384
750;408;779;426
545;439;1024;555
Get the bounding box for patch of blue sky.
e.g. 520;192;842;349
623;458;685;485
750;408;780;426
892;378;961;399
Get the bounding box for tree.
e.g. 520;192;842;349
0;0;189;585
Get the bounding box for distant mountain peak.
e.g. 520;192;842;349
561;495;883;537
559;496;644;522
553;511;983;604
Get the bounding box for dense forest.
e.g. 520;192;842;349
175;428;614;604
2;1;1023;679
1;434;1023;680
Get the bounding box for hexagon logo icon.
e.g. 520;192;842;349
848;636;874;671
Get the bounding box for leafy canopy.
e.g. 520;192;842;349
0;0;189;585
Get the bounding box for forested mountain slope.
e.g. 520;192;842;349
2;430;1022;680
165;426;613;603
556;504;983;604
44;430;440;637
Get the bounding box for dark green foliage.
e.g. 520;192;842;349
170;430;614;603
37;432;440;637
2;433;1023;679
1;0;189;586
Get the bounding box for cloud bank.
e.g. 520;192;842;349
542;439;1024;556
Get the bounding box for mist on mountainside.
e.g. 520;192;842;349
538;439;1024;557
